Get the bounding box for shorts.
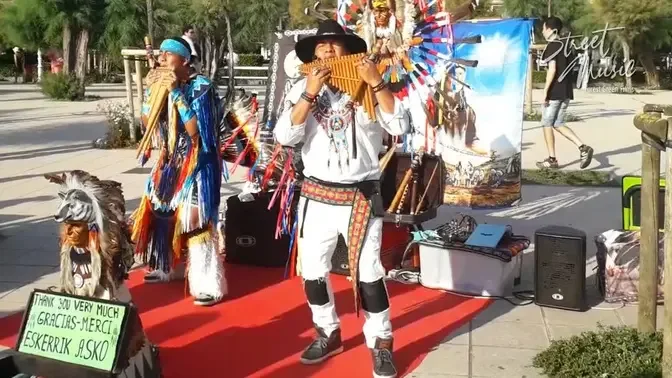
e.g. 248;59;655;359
542;99;570;127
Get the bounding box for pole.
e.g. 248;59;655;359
547;0;551;17
663;119;672;376
638;140;660;333
147;0;154;44
37;48;43;82
525;50;533;114
123;56;137;143
133;58;144;143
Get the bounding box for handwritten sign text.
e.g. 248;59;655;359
17;291;127;371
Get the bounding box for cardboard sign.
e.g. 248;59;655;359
16;290;130;372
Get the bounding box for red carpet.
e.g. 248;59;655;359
0;265;490;377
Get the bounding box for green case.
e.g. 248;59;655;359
621;175;666;231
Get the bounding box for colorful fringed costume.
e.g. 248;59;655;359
132;40;226;306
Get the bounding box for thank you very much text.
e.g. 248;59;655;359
17;291;127;371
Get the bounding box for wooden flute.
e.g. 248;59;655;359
144;36;158;69
387;167;413;213
409;170;419;215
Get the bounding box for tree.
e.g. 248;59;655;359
65;0;107;91
587;0;672;88
98;0;147;60
288;0;336;29
1;0;52;50
502;0;546;18
445;0;502;19
503;0;589;32
472;0;503;18
234;0;286;49
187;0;231;80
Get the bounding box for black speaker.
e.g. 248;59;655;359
224;191;296;267
534;226;587;311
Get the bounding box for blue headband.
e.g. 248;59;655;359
159;39;191;61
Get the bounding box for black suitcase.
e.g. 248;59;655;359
224;191;296;267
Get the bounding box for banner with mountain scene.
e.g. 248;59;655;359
410;18;533;209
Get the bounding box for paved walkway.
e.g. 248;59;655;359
0;82;668;377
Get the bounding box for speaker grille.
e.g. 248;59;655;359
535;226;587;311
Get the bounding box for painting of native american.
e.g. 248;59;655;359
407;18;534;208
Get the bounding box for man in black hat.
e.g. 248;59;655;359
274;19;409;378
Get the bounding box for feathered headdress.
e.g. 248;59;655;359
371;0;395;10
45;170;132;299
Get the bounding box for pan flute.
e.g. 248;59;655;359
298;53;378;121
136;68;173;158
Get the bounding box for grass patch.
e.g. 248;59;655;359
533;325;662;378
524;110;580;122
522;169;618;187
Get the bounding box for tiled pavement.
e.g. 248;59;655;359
0;82;667;377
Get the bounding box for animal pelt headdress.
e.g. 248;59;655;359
45;170;134;300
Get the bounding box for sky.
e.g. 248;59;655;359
453;19;533;96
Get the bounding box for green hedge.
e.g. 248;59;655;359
237;54;264;67
0;64;15;78
234;54;265;79
533;325;662;378
532;70;546;83
40;73;83;101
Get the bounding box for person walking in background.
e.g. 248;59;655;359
536;16;594;170
182;25;202;73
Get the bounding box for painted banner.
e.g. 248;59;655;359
410;18;533;209
262;29;317;128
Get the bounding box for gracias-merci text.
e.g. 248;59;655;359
543;23;637;82
20;291;123;363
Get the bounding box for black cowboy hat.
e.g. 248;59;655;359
295;19;368;63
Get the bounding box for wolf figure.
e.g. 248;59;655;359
45;170;134;302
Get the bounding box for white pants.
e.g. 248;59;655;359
298;197;392;348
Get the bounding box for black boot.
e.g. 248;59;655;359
300;326;343;365
371;337;397;378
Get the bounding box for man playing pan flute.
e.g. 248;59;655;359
273;19;410;378
132;37;227;307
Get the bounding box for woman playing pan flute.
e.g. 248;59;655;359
131;37;226;307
